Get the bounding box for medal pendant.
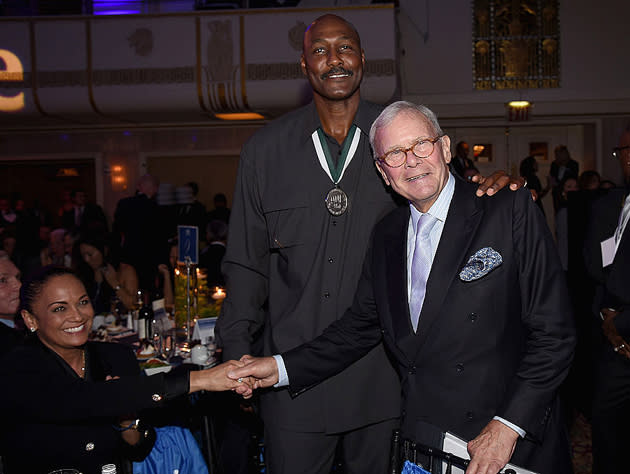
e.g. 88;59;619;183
325;187;348;216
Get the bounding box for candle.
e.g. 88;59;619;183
211;287;226;300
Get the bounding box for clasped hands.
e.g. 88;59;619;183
215;355;279;399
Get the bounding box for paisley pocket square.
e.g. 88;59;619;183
459;247;503;282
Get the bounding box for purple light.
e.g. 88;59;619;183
94;10;141;15
93;1;142;16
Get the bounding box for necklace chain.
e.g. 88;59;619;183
81;349;86;378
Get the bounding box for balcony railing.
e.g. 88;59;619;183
1;0;385;16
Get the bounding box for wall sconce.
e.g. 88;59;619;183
111;164;127;191
506;100;531;121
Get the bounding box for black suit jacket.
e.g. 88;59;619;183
113;193;166;289
0;339;187;473
284;179;575;473
449;155;478;179
62;203;108;234
584;188;630;336
550;159;579;184
0;322;22;358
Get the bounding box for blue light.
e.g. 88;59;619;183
93;1;142;16
94;10;141;15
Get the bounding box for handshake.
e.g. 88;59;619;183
193;356;279;398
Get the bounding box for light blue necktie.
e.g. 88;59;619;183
409;213;437;332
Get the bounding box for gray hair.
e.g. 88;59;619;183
369;101;443;153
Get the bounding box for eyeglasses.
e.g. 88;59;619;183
612;146;630;158
375;135;444;168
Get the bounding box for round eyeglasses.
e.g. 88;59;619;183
612;146;630;159
375;135;444;168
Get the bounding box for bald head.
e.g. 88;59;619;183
303;14;361;53
138;174;159;198
300;14;365;104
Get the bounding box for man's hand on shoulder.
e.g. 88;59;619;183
471;171;525;197
466;419;518;474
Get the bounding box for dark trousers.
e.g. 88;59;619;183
263;417;399;474
592;348;630;474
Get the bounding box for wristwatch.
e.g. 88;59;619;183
115;418;140;432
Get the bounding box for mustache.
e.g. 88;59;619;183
321;67;353;80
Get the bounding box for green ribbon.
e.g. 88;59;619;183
316;124;357;184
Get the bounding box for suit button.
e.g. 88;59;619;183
466;411;474;420
408;366;416;375
456;363;464;373
332;220;337;226
469;313;478;322
323;292;330;298
328;257;334;263
85;442;95;451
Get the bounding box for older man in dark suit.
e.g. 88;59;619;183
230;101;575;474
0;251;22;356
585;124;630;474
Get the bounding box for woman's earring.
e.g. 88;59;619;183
30;327;36;332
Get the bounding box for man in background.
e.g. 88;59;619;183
0;251;23;356
113;174;166;292
61;189;108;234
585;124;630;474
450;141;479;180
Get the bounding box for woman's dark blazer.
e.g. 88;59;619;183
0;338;186;473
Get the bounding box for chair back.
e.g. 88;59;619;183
388;429;470;474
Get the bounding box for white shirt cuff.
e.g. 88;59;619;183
273;354;289;387
493;416;526;438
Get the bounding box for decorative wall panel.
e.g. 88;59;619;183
473;0;559;90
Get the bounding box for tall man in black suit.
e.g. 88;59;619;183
585;124;630;474
230;102;575;474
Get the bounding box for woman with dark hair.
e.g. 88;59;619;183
0;266;248;473
75;233;139;313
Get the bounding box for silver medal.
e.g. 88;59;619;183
325;187;348;216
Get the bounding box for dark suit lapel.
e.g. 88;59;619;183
383;206;414;362
413;180;484;359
